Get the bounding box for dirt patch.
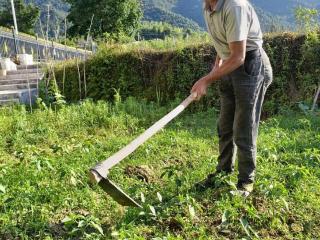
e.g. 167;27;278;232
48;223;67;238
253;196;268;213
125;165;154;183
165;217;184;232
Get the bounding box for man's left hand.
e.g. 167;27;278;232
191;75;211;101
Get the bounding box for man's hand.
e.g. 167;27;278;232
190;41;246;101
191;75;211;101
191;56;221;101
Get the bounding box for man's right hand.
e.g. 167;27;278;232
191;75;211;101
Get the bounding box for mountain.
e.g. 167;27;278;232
17;0;320;36
143;0;288;31
141;0;201;31
251;0;320;18
171;0;279;29
144;0;320;31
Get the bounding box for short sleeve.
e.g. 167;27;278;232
225;6;249;43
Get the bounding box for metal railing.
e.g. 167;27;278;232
0;27;94;61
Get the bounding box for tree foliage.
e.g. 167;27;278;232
0;0;40;35
138;21;187;40
138;21;203;41
26;0;69;39
295;6;319;33
65;0;142;40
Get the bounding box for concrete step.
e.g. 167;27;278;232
0;90;20;100
0;83;38;91
0;89;38;104
7;68;42;75
0;99;20;106
17;64;42;70
0;63;44;106
0;73;44;80
0;78;40;85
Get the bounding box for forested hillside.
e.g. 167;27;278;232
13;0;320;34
141;0;201;31
25;0;68;37
172;0;290;31
251;0;320;18
145;0;319;31
25;0;68;23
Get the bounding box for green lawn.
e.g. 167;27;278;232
0;99;319;239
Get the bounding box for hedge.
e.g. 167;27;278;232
54;32;319;116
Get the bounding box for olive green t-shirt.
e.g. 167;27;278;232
204;0;263;60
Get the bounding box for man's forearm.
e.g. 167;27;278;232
205;55;244;84
214;55;222;70
191;41;247;98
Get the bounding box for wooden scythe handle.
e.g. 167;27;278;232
90;93;197;182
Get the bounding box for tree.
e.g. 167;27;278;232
65;0;142;41
295;7;320;111
295;6;319;33
0;0;40;35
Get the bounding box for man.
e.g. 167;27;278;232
192;0;273;196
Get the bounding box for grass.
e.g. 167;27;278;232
0;98;319;239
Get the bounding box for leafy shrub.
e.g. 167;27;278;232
54;32;319;115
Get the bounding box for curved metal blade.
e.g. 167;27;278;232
99;178;142;208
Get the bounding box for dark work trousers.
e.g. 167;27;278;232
216;48;273;184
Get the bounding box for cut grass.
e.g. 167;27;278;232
0;99;319;239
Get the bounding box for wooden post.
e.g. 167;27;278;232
11;27;19;57
311;84;320;112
